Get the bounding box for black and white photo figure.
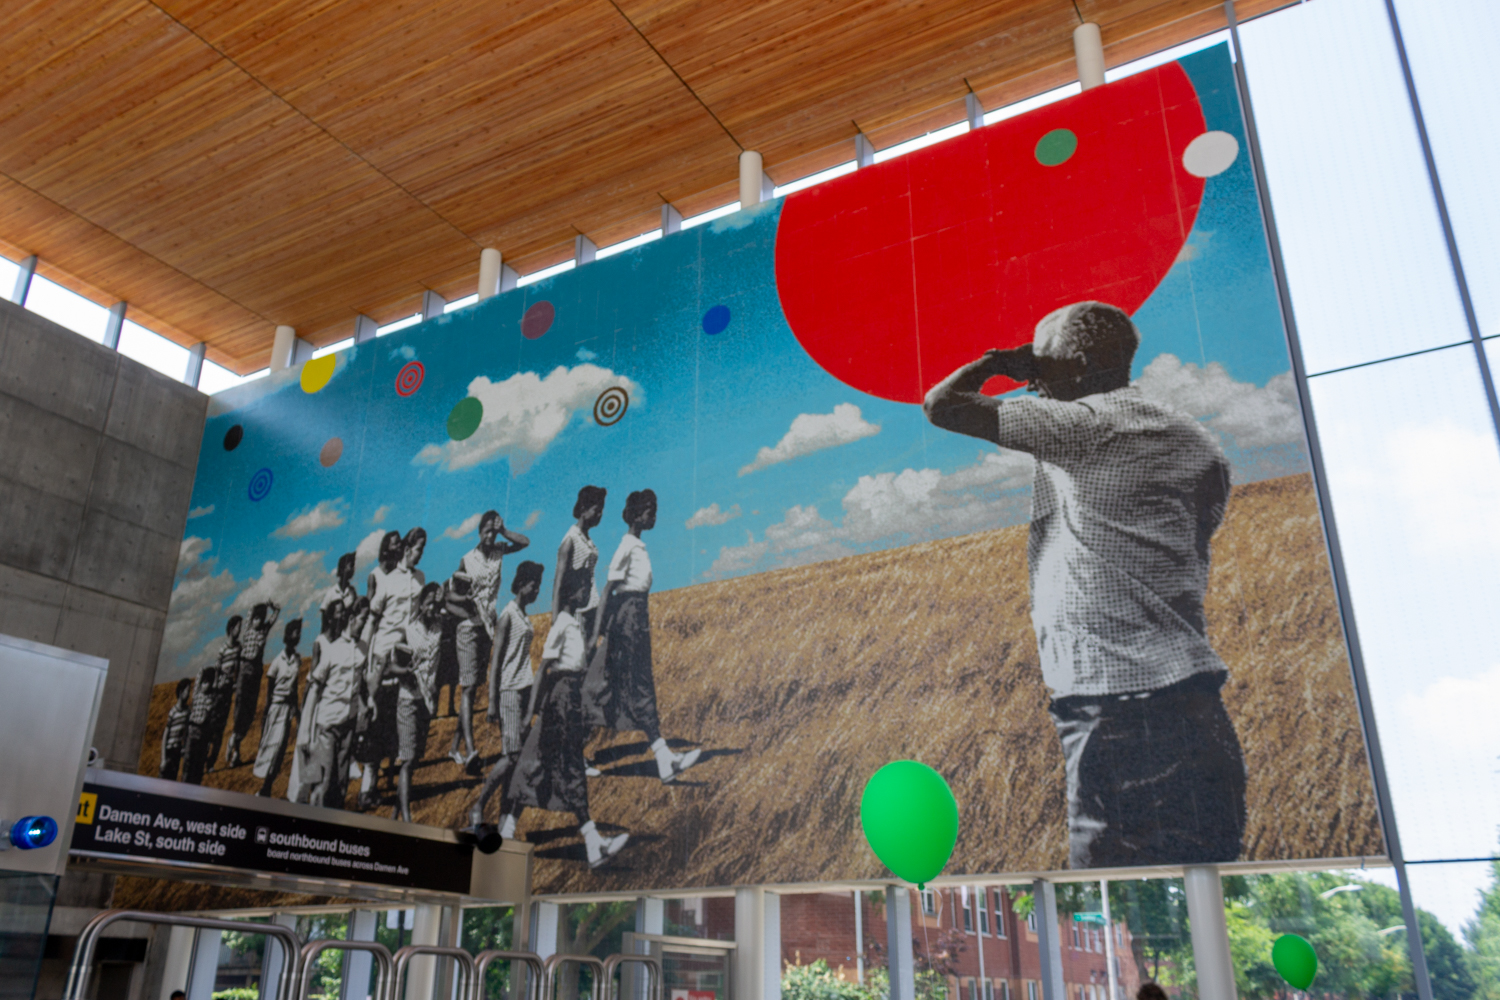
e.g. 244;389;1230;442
554;486;605;633
302;600;366;810
503;571;630;868
323;552;358;617
356;530;412;808
159;678;192;781
389;583;444;822
322;596;371;805
253;618;303;797
469;560;543;828
182;616;241;784
923;301;1247;868
447;510;530;769
584;489;701;782
228;601;279;768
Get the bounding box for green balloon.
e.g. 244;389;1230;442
859;761;959;887
1272;933;1318;990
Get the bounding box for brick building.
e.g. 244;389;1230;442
779;888;1141;1000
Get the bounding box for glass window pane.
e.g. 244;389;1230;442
117;319;189;381
1405;859;1499;990
198;361;267;395
1307;344;1500;861
23;274;109;342
1392;0;1500;339
1241;0;1469;373
312;337;353;358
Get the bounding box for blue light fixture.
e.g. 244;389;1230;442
4;816;59;851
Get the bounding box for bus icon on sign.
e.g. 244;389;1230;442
256;827;269;845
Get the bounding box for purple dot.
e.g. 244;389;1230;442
522;301;555;340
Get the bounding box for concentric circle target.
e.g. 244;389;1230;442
247;467;274;502
593;386;629;426
395;361;425;396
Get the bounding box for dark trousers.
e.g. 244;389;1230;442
309;721;356;810
160;746;183;782
1049;671;1246;869
181;724;210;784
229;661;263;760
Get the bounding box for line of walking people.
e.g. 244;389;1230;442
161;485;699;869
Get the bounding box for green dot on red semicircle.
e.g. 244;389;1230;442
1035;128;1078;166
447;397;483;441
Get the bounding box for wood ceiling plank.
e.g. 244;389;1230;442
1;0;1293;368
0;173;267;369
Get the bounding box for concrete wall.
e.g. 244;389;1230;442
0;296;205;772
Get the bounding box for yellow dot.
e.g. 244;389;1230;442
300;354;337;393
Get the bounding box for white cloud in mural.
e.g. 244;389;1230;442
368;504;391;525
1135;353;1302;450
444;512;484;540
686;503;742;530
523;510;542;529
187;504;215;520
413;364;642;474
229;550;330;624
354;528;386;570
158;537;239;676
738;403;880;476
271;498;348;539
708;450;1032;578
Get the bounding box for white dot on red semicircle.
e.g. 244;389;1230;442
1182;131;1239;178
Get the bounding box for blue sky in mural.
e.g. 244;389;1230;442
160;44;1304;679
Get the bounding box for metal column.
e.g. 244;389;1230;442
734;887;782;1000
884;886;914;1000
1183;867;1235;1000
1031;881;1063;1000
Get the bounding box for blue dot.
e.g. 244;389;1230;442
702;304;731;335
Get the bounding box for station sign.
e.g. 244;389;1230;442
71;771;472;894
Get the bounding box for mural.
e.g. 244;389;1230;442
142;45;1383;894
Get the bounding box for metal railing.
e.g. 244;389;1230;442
63;909;302;1000
393;944;476;1000
65;912;647;1000
602;954;664;1000
475;950;548;1000
295;939;394;1000
543;954;608;1000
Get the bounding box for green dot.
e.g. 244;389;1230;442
447;397;483;441
1035;128;1078;166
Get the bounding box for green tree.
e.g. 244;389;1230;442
1466;860;1500;1000
783;959;871;1000
462;906;518;999
1109;879;1193;989
553;901;637;1000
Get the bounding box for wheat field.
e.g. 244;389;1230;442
136;472;1382;898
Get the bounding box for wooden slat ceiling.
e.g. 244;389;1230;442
0;0;1283;373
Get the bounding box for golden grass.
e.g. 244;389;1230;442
137;472;1381;900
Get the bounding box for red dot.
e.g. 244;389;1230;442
773;63;1207;404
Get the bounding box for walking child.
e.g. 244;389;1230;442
499;572;629;869
159;679;192;781
182;616;241;784
469;561;543;828
228;601;279;767
253;618;302;797
388;584;444;821
585;489;700;782
302;601;365;809
448;510;530;768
